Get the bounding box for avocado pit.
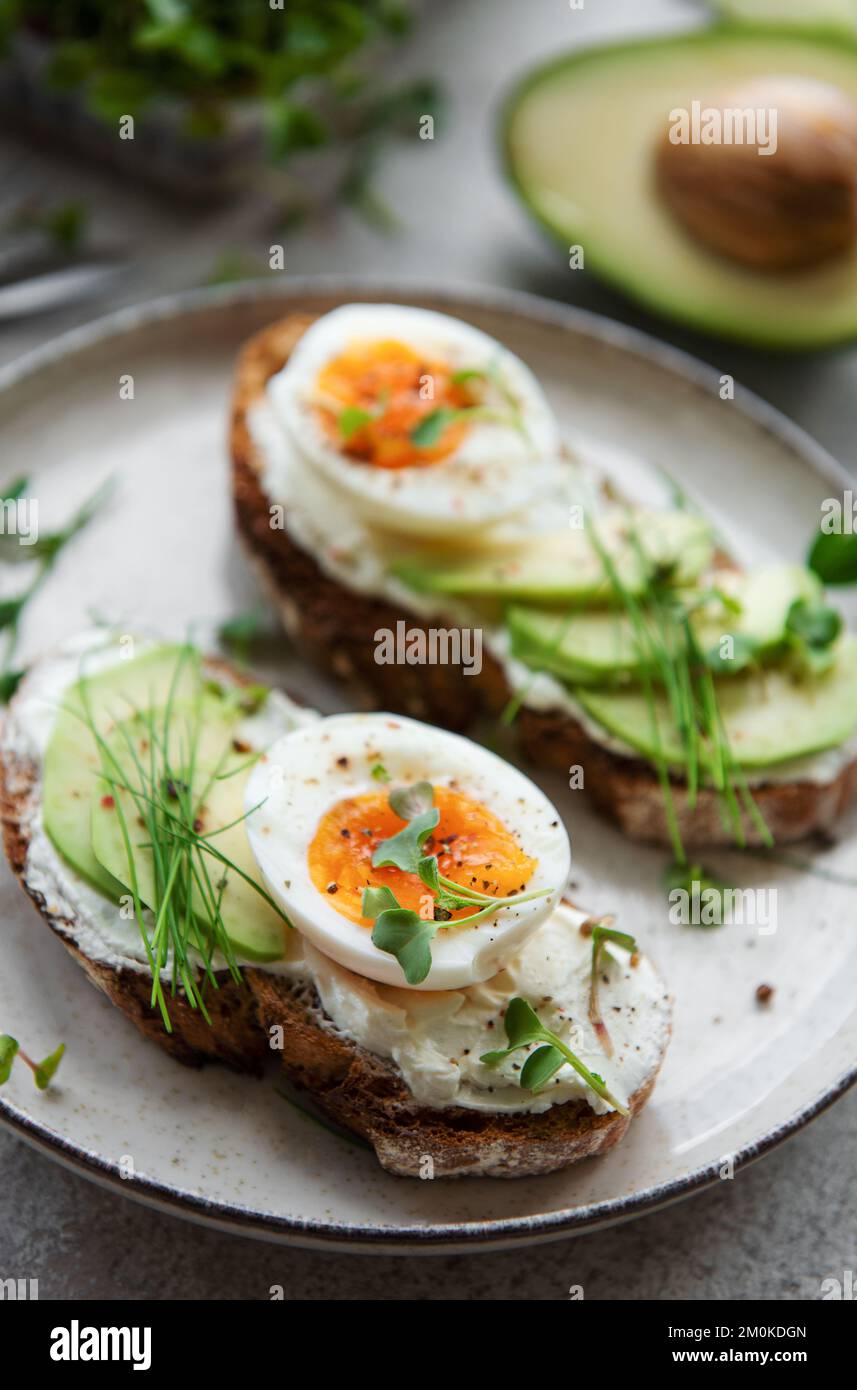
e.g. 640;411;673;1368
656;76;857;272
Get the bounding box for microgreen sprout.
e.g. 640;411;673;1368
479;998;629;1114
336;387;391;443
339;406;374;441
784;595;843;674
663;861;732;928
584;513;774;866
0;1035;65;1091
808;526;857;587
0;475;114;701
409;357;530;450
587;918;637;1057
362;781;556;985
218;609;274;666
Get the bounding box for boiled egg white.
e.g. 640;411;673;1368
266;304;560;540
244;712;571;990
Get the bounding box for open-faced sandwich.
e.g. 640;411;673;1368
231;303;857;856
0;633;670;1177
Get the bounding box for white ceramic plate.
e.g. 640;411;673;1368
1;280;855;1254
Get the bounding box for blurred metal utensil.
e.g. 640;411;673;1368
0;259;125;320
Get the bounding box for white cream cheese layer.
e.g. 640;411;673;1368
304;901;670;1115
251;396;857;789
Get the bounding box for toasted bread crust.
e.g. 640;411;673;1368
514;705;857;848
229;313;857;848
0;663;664;1178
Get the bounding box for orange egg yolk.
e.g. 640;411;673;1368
308;787;537;927
314;339;476;469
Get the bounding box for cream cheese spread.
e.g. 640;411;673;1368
304;901;670;1115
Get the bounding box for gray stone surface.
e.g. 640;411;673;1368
1;0;856;1299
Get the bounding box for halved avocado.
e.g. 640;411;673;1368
503;28;857;348
720;1;857;31
577;635;857;768
393;511;711;603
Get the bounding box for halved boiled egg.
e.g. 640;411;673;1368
266;304;560;539
244;713;571;990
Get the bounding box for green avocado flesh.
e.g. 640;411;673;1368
42;646;286;963
43;645;195;896
577;636;857;769
394;511;711;602
90;702;286;962
504;29;857;348
508;565;821;684
720;0;857;29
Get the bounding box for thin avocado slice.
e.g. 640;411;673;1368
508;605;648;685
694;564;823;660
508;564;822;684
577;636;857;769
503;28;857;349
90;701;288;963
394;511;711;603
43;645;198;896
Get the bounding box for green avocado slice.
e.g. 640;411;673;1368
393;511;711;603
508;564;823;684
503;28;857;349
508;605;648;685
89;701;288;963
43;644;198;896
577;635;857;769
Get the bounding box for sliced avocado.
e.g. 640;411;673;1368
694;564;823;661
508;605;648;685
90;701;287;963
43;645;197;896
394;511;711;603
577;635;857;769
503;29;857;348
508;564;822;684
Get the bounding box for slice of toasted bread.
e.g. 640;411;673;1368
247;968;663;1179
230;313;857;848
0;651;667;1178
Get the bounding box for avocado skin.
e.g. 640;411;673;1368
502;26;857;350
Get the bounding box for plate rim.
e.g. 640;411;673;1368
2;1059;855;1255
1;274;854;1254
